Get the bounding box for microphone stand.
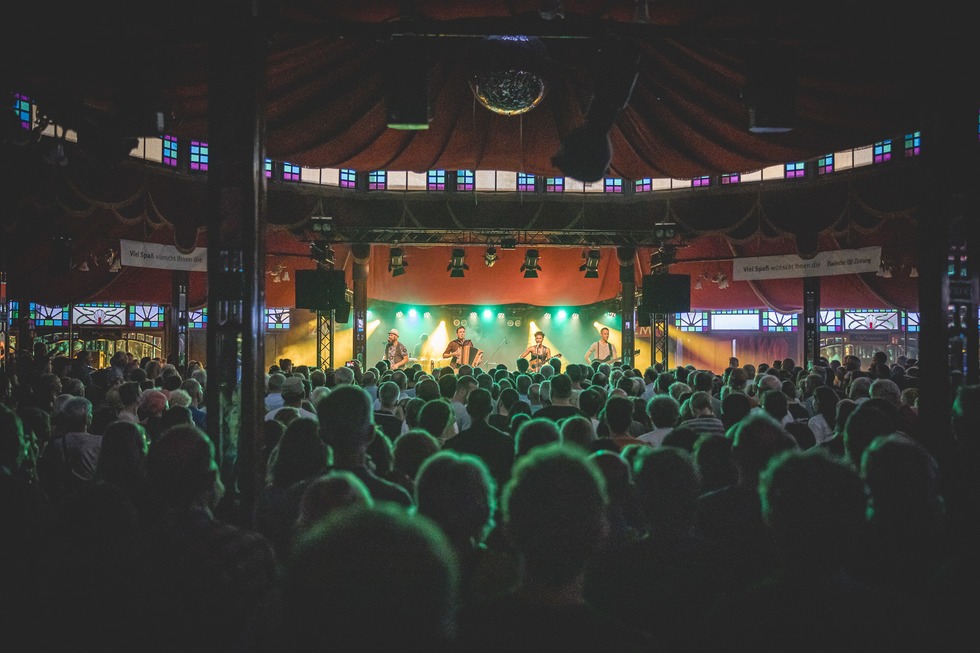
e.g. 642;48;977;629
485;338;507;366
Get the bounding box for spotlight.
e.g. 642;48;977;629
521;249;542;278
500;237;517;250
448;248;468;277
423;311;431;318
311;242;335;267
484;246;498;267
579;249;601;278
389;247;407;277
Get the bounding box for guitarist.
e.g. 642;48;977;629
584;327;618;365
521;331;553;372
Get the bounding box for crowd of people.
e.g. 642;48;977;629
2;345;979;650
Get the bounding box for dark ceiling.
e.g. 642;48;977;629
4;1;952;180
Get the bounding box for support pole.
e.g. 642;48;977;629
204;0;269;526
802;276;821;369
618;247;636;369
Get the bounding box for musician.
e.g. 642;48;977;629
584;327;618;364
413;332;429;359
520;331;552;372
385;328;409;370
443;326;474;368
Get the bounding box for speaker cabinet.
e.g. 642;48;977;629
294;269;348;311
641;274;691;313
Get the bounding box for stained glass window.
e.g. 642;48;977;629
785;162;805;178
676;312;709;332
762;311;799;332
721;173;740;185
190;140;208;170
873;139;892;164
73;303;126;326
817;154;834;175
283;162;301;182
368;170;386;190
546;177;564;193
264;159;273;179
604;178;623;193
517;173;535;192
819;310;842;332
710;310;760;330
691;175;710;188
13;93;31;130
266;308;290;330
903;311;919;333
634;178;652;192
163;135;178;167
427;170;446;191
340;168;356;188
457;170;474;191
844;310;898;330
34;304;69;327
128;304;164;328
904;132;921;157
188;309;207;329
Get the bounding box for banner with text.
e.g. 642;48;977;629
120;239;208;272
732;246;881;281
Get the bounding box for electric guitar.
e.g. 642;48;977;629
529;352;561;372
596;349;640;364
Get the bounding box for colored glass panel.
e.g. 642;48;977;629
190;140;208;170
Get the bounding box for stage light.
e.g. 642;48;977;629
423;311;432;318
483;309;493;320
396;311;404;318
500;237;517;250
498;312;506;319
521;249;542;278
389;247;407;277
557;309;567;321
484;246;498;267
580;249;600;278
571;313;579;320
408;308;417;318
448;248;468;277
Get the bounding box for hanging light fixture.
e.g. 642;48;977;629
579;249;601;278
521;249;542;278
389;247;407;277
448;248;468;277
484;245;499;268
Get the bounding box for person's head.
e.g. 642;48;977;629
633;445;701;534
600;395;634;434
693;432;737;492
869;378;902;407
514;417;561;458
599;327;610;341
387;328;400;344
96;421;149;488
549;373;573;401
294;470;373;534
333;366;355;386
503;443;608;588
378;381;401;410
416;450;497;547
279;504;459;650
560;415;596;450
316;385;375;457
392;429;441;483
760;388;789;422
760;448;867;572
58;395;93;433
456;326;466;340
147;425;223;510
577;387;604;419
267;372;286;393
861;433;942;529
272;418;331;488
281;376;307;406
729;413;798;486
533;330;545;344
160;405;193;431
464;387;493;422
843;398;899;468
418;398;455;441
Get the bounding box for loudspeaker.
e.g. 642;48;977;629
333;301;351;323
641;274;690;313
294;269;347;311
